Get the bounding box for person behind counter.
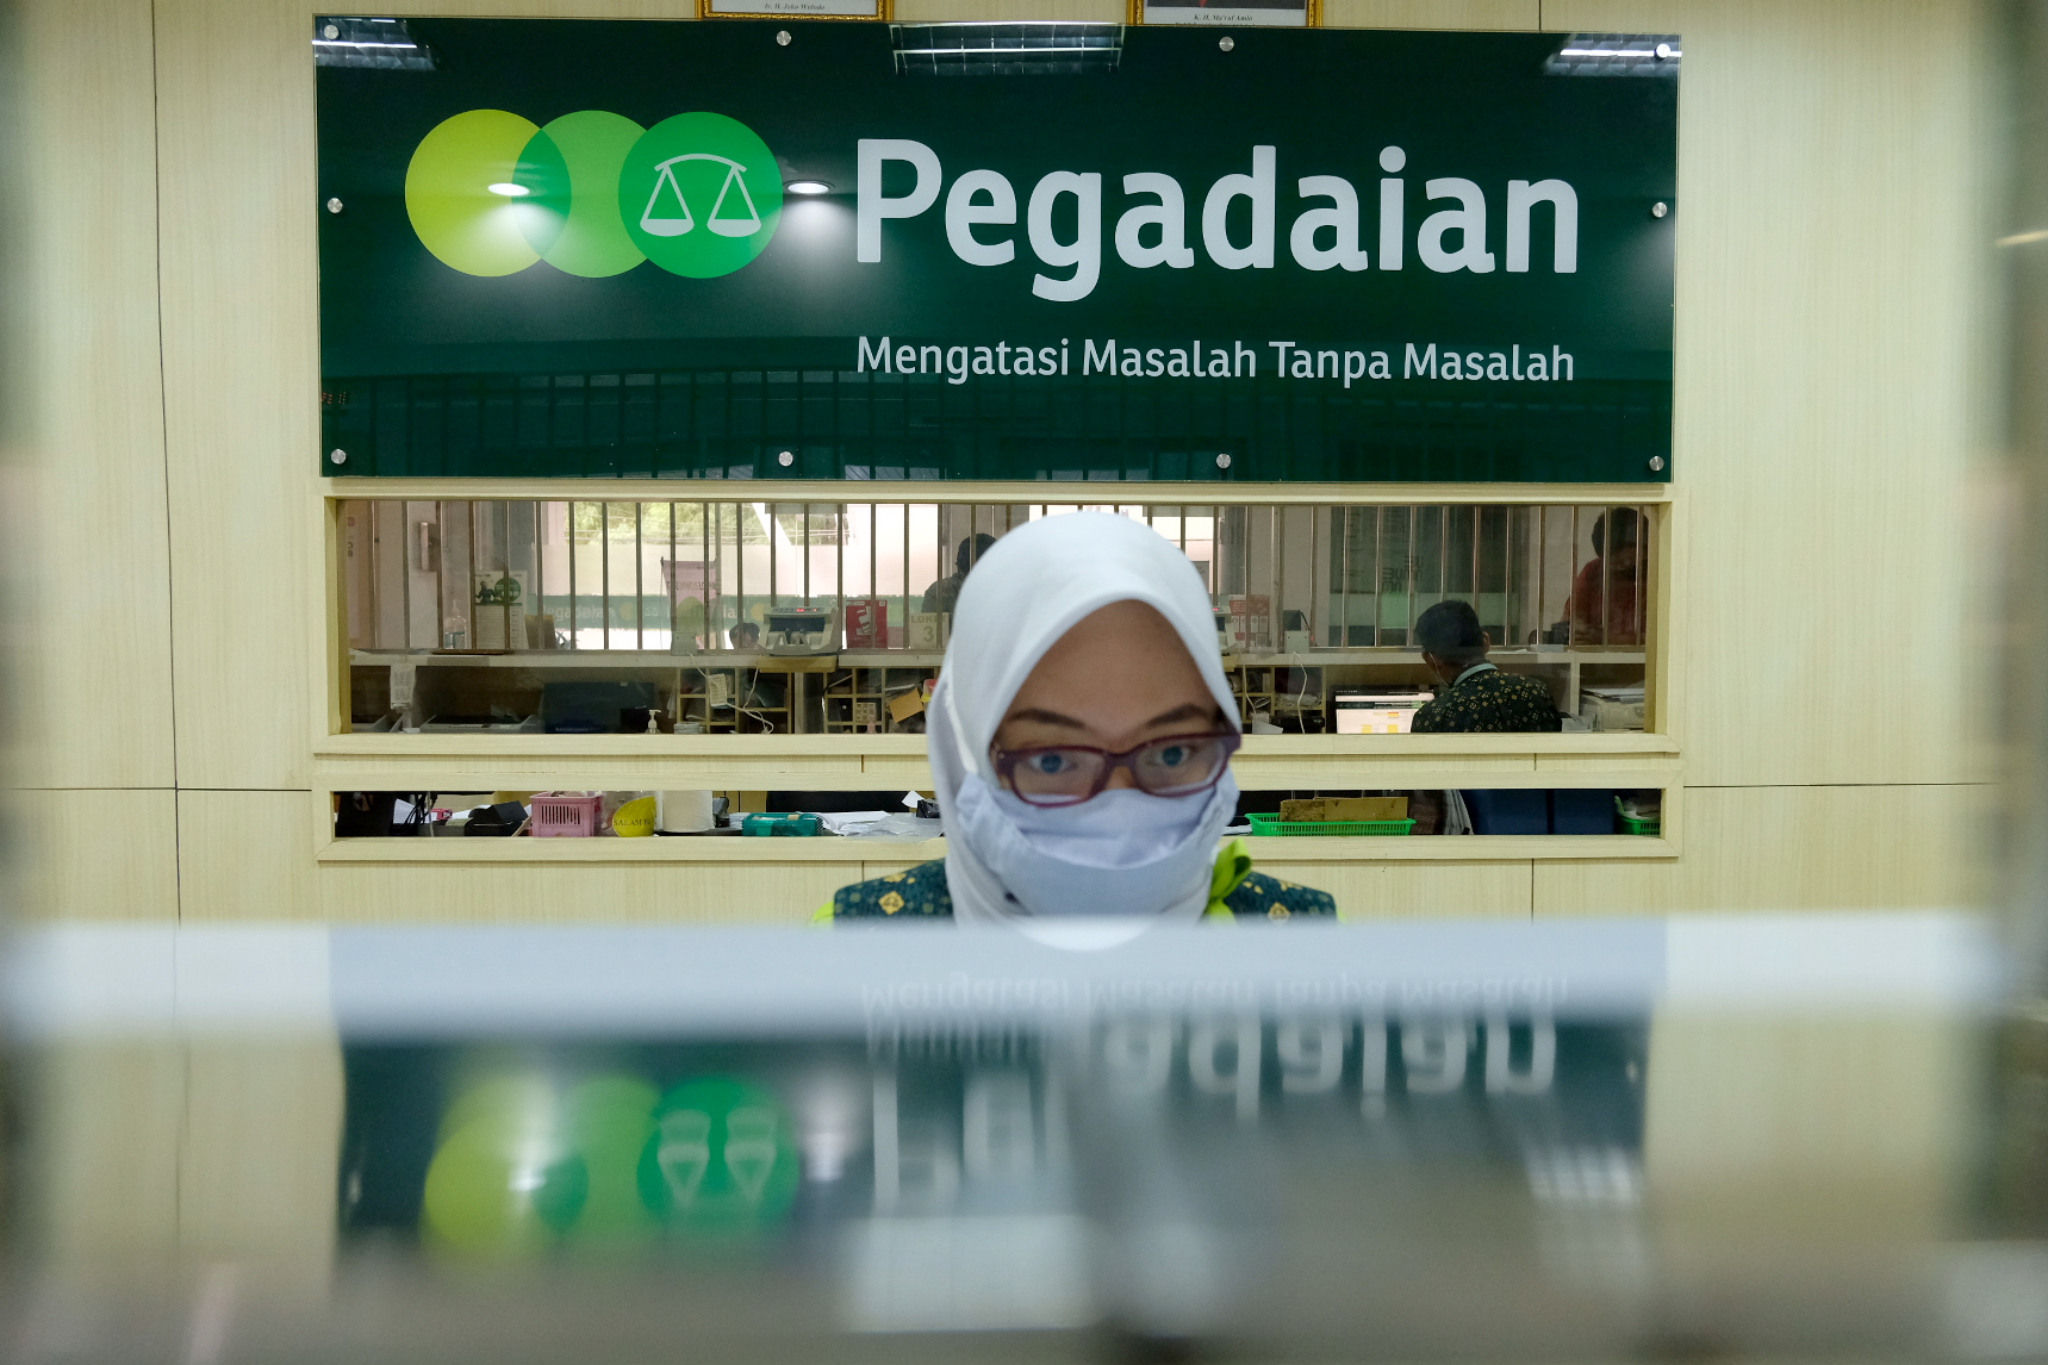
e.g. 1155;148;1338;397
1411;600;1562;734
918;533;998;618
824;513;1333;924
1567;509;1644;646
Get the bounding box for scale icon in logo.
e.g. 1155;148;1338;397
639;152;764;239
622;112;783;277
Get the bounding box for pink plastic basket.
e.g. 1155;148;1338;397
530;792;602;837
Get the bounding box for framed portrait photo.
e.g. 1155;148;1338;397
699;0;889;18
1131;0;1319;26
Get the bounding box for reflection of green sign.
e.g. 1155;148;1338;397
636;1077;799;1236
416;1070;797;1256
419;1072;659;1259
404;107;779;279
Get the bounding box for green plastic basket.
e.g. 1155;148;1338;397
1614;797;1662;836
1247;813;1416;838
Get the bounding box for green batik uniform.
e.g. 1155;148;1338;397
1411;662;1562;734
818;841;1336;922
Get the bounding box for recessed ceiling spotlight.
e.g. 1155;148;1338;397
785;180;832;196
486;182;531;198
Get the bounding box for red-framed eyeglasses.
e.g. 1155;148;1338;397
989;731;1241;808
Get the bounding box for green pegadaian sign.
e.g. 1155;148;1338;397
317;20;1678;482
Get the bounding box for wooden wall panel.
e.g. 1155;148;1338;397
1534;784;1971;914
1545;0;1985;787
29;1036;343;1275
26;1042;185;1262
155;0;319;790
180;1041;343;1280
1259;859;1532;919
313;859;854;923
1643;1013;1967;1250
183;788;852;921
11;0;176;790
18;789;180;921
178;789;316;920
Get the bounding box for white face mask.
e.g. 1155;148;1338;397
947;772;1238;919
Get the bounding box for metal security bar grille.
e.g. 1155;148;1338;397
317;368;1673;484
340;499;1652;655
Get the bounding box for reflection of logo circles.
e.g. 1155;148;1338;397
419;1072;661;1259
620;113;783;278
403;109;781;279
636;1077;799;1236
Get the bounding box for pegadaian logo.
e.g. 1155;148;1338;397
404;109;783;278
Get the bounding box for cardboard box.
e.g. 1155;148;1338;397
1278;796;1409;823
887;689;926;724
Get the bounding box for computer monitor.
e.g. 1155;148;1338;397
1333;689;1432;734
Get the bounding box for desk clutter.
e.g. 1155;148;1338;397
332;790;946;839
336;786;1660;844
335;790;732;838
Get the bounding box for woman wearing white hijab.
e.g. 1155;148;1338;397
821;513;1334;924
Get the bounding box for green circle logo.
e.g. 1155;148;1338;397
403;109;781;279
619;113;783;279
404;110;546;277
513;110;647;279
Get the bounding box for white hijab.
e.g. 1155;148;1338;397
928;513;1242;925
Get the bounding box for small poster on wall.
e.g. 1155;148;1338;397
700;0;889;17
1133;0;1318;27
843;598;888;649
1228;594;1273;652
